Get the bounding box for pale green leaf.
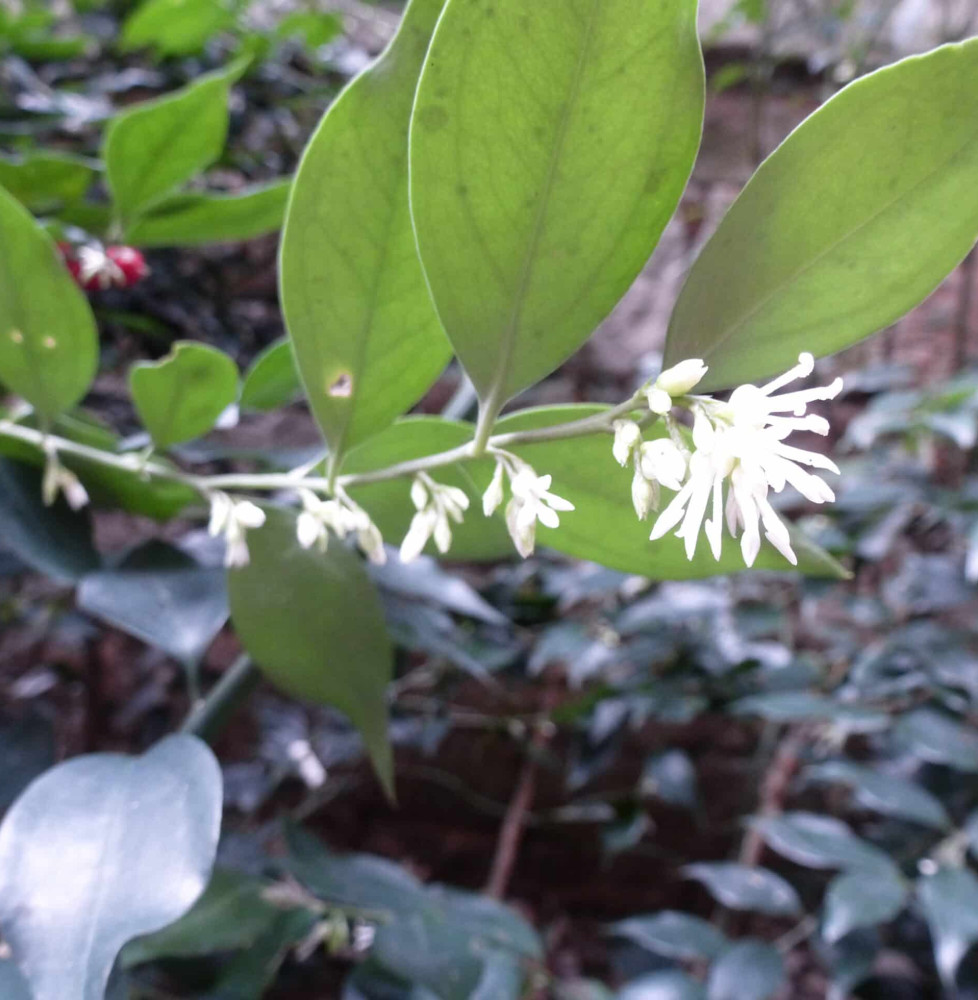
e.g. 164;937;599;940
130;341;239;449
239;337;302;412
410;0;703;410
125;180;291;247
280;0;451;461
822;869;907;944
227;507;394;795
120;0;235;57
0;184;98;420
104;60;246;227
666;39;978;391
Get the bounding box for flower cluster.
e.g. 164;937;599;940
208;492;266;568
483;454;574;558
58;243;149;292
399;474;470;562
617;354;842;566
296;489;385;564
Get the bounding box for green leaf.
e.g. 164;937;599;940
280;0;451;461
749;812;894;874
0;458;100;582
683;863;801;917
239;337;302;412
0;735;222;1000
274;10;343;50
822;870;907;945
0;152;98;214
609;912;727;963
496;407;847;578
0;412;199;520
120;0;235;57
130;341;239;449
122;869;280;966
892;707;978;772
77;541;229;665
287;825;540;1000
104;60;246;227
409;0;704;411
707;941;784;1000
805;760;951;830
343;418;512;561
125;180;291;247
0;184;98;420
917;867;978;988
665;39;978;391
227;508;394;795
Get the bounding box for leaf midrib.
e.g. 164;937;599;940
689;120;978;370
484;0;602;410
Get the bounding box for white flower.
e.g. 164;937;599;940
631;465;658;520
77;246;126;289
612;420;643;466
399;475;470;562
41;449;89;511
649;353;842;567
638;438;687;492
209;493;266;568
482;461;506;516
647;359;708;414
295;490;356;553
505;468;574;558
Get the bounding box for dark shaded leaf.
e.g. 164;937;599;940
683;863;801;917
822;870;907;944
707;940;784;1000
609;912;727;963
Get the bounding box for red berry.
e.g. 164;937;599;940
105;246;149;287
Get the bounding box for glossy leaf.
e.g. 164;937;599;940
917;867;978;987
749;812;893;873
805;760;951;830
228;507;394;795
892;707;978;772
0;710;55;812
77;542;229;664
666;39;978;391
0;735;222;1000
130;341;239;449
610;912;727;963
0;458;100;582
822;870;907;945
0;184;98;420
410;0;703;410
240;337;302;412
123;869;280;966
684;863;801;917
707;941;784;1000
280;0;451;461
104;60;246;226
125;180;291;247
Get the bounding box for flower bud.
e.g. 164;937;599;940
631;467;658;520
654;358;708;397
612;420;642;466
646;386;673;415
639;439;687;492
482;461;506;516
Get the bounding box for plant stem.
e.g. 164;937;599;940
181;654;261;742
0;393;645;500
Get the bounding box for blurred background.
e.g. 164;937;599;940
2;1;978;998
